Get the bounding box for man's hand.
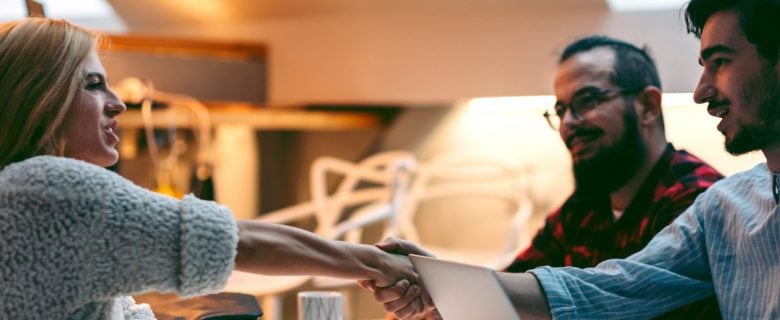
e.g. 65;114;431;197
359;237;439;319
360;278;439;320
370;251;419;288
375;237;436;257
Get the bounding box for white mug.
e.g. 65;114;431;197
297;291;343;320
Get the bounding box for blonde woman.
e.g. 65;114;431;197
0;18;422;319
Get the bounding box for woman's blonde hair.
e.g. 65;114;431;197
0;18;98;167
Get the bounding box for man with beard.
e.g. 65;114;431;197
506;36;723;274
503;36;724;319
364;35;724;320
365;0;780;319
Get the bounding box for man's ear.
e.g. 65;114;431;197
635;86;662;126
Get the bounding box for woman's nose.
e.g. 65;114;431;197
106;87;127;115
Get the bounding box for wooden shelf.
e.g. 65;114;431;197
116;107;383;131
104;34;267;61
103;35;385;131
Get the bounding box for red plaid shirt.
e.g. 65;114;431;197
505;144;724;319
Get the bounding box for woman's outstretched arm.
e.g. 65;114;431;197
235;220;419;288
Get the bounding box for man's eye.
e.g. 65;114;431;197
554;105;566;117
704;57;728;71
573;95;598;110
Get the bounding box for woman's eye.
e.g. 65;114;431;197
86;82;106;90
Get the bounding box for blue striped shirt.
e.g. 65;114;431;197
531;163;780;319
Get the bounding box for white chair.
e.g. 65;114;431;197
222;150;416;320
396;152;534;270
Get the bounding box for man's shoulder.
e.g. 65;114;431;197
708;162;766;190
667;149;724;183
647;149;724;202
689;163;768;218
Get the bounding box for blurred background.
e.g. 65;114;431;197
1;0;764;319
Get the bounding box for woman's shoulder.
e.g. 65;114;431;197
0;155;124;190
4;155;100;171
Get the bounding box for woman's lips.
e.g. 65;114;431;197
103;120;120;144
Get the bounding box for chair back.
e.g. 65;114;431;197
309;150;416;242
396;152;533;268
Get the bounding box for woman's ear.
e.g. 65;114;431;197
635;86;662;127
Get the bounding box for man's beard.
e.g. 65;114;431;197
572;106;645;198
725;61;780;155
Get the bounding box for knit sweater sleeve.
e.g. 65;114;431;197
0;156;238;316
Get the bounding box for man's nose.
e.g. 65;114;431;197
693;72;715;104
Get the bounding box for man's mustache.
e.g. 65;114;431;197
565;128;604;148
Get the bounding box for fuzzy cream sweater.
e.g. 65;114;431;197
0;156;238;319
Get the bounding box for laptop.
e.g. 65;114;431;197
409;254;522;320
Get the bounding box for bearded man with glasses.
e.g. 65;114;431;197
503;35;725;319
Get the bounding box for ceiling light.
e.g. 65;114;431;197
0;0;25;20
0;0;125;32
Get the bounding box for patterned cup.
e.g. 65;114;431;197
297;291;343;320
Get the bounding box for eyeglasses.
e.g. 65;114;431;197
542;87;642;131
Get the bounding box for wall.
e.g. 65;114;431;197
113;4;703;103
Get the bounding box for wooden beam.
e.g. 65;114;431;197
103;34;267;61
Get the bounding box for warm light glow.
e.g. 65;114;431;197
0;0;114;19
427;95;563;161
166;0;231;20
416;95;574;221
466;96;556;111
662;92;699;107
38;0;115;19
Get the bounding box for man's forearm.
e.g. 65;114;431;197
495;272;552;320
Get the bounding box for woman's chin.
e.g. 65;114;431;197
71;150;119;167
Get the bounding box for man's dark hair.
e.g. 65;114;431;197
560;35;662;92
559;35;665;129
685;0;780;63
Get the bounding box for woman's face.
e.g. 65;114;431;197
60;50;126;167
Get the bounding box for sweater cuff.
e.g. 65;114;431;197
178;195;238;297
529;267;578;320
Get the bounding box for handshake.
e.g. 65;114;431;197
358;237;443;320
